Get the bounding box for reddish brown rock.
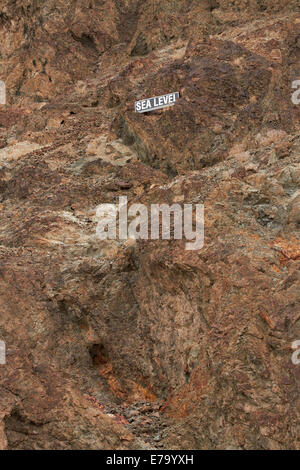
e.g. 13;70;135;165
0;0;299;450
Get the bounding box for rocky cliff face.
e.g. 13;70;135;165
0;0;299;449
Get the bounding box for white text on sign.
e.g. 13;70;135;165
135;92;179;113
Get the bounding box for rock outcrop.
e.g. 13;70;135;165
0;0;299;449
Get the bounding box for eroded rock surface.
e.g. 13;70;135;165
0;0;299;449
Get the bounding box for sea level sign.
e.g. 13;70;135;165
135;92;179;113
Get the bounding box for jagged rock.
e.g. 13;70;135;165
0;0;299;451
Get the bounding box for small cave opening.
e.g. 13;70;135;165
89;343;108;367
